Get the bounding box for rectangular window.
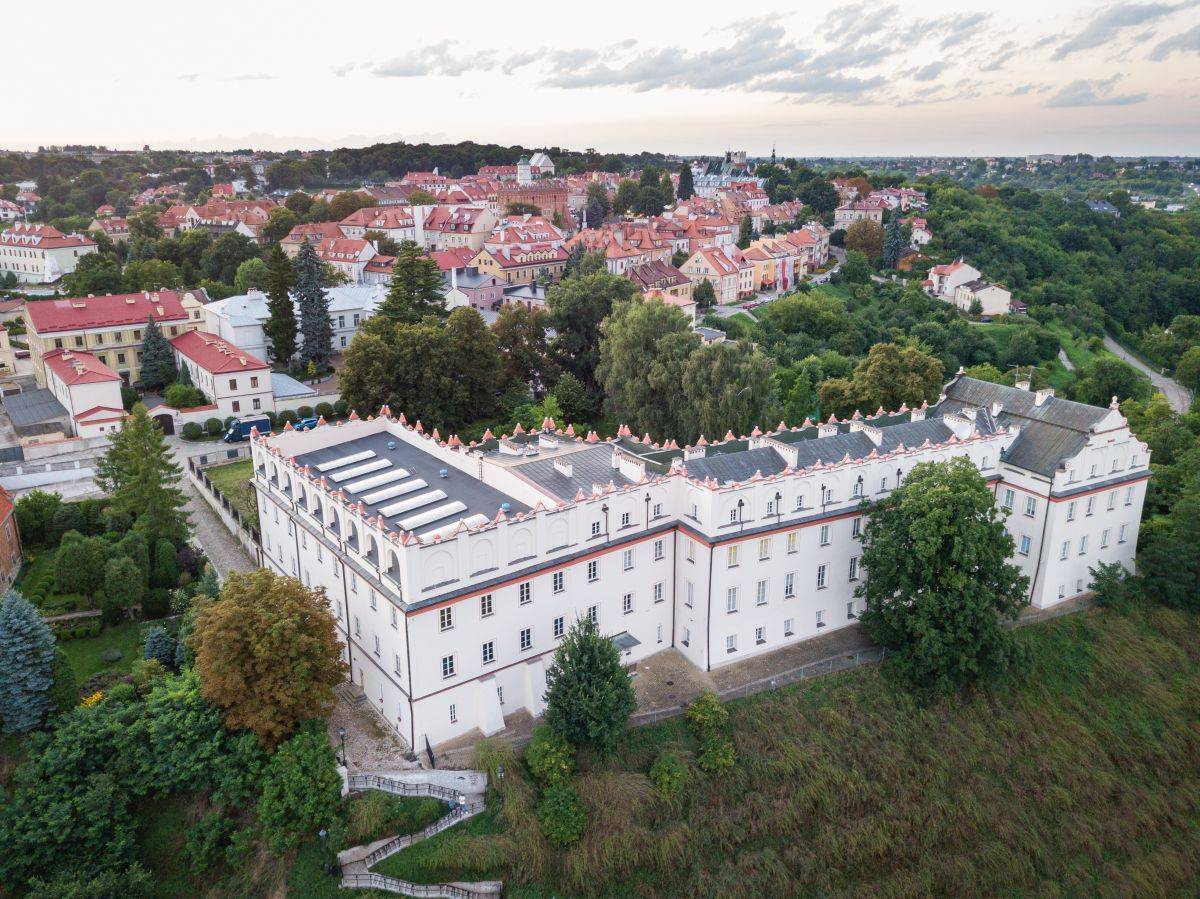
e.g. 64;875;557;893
587;605;598;625
653;539;664;560
816;565;827;589
1119;524;1128;543
758;538;770;560
1066;501;1076;521
1025;496;1036;517
1100;528;1110;548
1078;535;1088;555
390;606;398;629
1085;496;1095;517
623;593;633;614
847;601;856;620
756;579;768;605
755;626;765;645
1125;486;1134;506
553;616;564;638
879;476;889;492
354;615;360;636
587;560;598;582
519;582;532;605
726;587;738;613
250;376;259;388
785;572;795;598
852;517;862;538
784;618;794;636
729;507;739;523
1060;540;1069;561
848;557;859;581
766;499;774;515
552;571;564;593
1002;488;1014;510
449;703;457;724
253;398;261;410
653;582;664;603
441;655;456;679
1107;491;1116;511
591;521;601;537
726;634;737;654
229;378;237;391
620;511;630;527
653;502;662;517
727;545;739;567
1018;535;1031;556
480;594;493;617
622;549;633;570
685;580;694;607
373;634;380;656
439;607;453;631
393;652;402;675
520;627;532;651
787;532;798;553
819;525;830;546
686;540;696;562
816;609;825;628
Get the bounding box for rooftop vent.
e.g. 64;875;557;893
553;457;573;478
500;502;511;513
439;468;448;479
387;440;397;450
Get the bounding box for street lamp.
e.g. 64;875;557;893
736;498;745;530
337;727;346;767
774;491;782;521
319;828;330;875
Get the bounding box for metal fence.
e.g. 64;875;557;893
339;872;501;899
363;802;486;868
345;774;460;802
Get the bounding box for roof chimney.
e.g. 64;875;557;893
1034;387;1055;406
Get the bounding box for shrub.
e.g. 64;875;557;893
537;783;588;846
1090;561;1133;611
50;504;85;543
164;383;207;409
15;490;63;547
104;555;144;609
277;409;297;425
181;422;203;440
102;507;133;534
105;682;136;704
49;646;79;714
185;812;236;876
142;587;171;619
131;658;165;694
315;402;334;419
263;410;278;428
101;594;125;626
176;544;205;578
696;735;736;777
525;725;575;786
143;626;177;669
153;539;179;589
204;418;223;436
333;399;349;417
686;690;729;739
223;416;235;431
297;405;314;419
649;749;689;801
256;724;342;853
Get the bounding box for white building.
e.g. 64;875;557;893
953;280;1014;316
0;223;97;284
170;330;274;418
925;258;981;298
250;375;1149;750
203;285;387;361
41;349;126;438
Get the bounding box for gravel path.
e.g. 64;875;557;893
1103;333;1192;413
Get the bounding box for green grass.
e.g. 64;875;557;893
13;549;53;592
204;458;258;527
366;608;1200;897
346;792;449;847
61;620;144;681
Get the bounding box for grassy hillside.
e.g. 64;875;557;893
363;607;1200;898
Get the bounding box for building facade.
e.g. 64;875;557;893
42;349;126;438
0;223;97;284
250;375;1149;751
0;486;22;594
170;330;274;418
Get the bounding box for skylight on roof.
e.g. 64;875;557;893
399;501;468;531
330;458;392;482
378;489;447;519
363;478;428;506
344;468;411;493
315;450;376;472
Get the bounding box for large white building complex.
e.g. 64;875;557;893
250;374;1150;750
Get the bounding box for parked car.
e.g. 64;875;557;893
294;416;319;431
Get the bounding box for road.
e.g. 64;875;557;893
1103;333;1192;413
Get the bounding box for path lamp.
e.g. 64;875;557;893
319;828;330;875
337;727;347;766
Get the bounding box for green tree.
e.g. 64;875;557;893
123;259;183;292
233;257;269;294
14;490;62;547
692;279;716;310
584;181;611;225
551;372;600;423
612;179;638;215
547;271;639;390
263;243;297;366
840;249;872;283
153;537;180;588
537;783;588;846
680;339;776;442
138;315;177;390
850;341;944;415
55;536;106;603
375;241;446;324
48;646;78;714
261;206;300;244
736;215;754;249
200;232;260;285
293;240;333;369
543;616;636;754
1074;358;1150;407
256;724;343;852
143;625;177;670
1174;346;1200;392
882;217;909;268
858;458;1029;695
95;404;189;543
0;591;56;733
677;162;695;200
104;555;145;611
799;179;839;215
492;304;557;390
191;569;346;747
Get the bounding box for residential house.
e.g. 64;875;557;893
0;199;23;221
902;216;932;247
314;237;378;284
0;223;97;284
88;216;131;242
339;206;420;243
626;260;694;302
470;244;569;285
24;289;207;386
0;486;21;593
281;222;345;258
42;349;126;438
680;248;741;305
925;259;982;298
953;280;1014;317
170;330;274;418
422;206;498;252
833;198;886;229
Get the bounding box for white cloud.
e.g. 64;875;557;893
1045;74;1147;105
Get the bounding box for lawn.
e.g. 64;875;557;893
60;620;145;682
204;458;259;528
361;607;1200;897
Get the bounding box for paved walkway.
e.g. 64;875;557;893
328;684;419;773
1103;333;1192;413
1057;348;1075;372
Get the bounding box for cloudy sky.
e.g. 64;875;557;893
9;1;1200;155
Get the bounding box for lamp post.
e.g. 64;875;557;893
337;727;346;767
774;491;782;521
319;828;330;875
736;498;745;531
601;503;609;538
644;491;651;528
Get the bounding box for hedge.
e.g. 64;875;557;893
315;402;333;419
181;422;203;440
205;418;224;436
297;406;314;419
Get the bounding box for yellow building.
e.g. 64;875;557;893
470;245;569;285
25;289;207;386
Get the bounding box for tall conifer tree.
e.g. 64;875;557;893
139;315;177;390
293;240;333;369
263;243;298;366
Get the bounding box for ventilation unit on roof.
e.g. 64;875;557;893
387;440;397;450
500;502;511;513
439;468;448;479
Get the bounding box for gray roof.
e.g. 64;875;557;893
294;431;526;536
3;388;68;427
509;444;635;501
937;376;1111;477
270;371;316;399
686;447;788;483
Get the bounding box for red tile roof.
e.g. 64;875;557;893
170;330;268;373
43;349;121;385
26;290;190;334
0;223;95;250
430;247;477;271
